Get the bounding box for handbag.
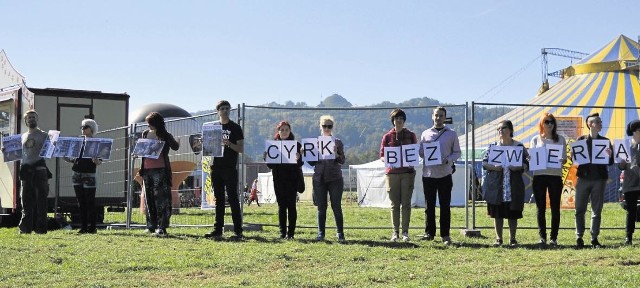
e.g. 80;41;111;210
481;169;503;205
296;167;305;193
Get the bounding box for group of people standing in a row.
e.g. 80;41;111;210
352;107;637;248
12;104;638;248
481;112;638;248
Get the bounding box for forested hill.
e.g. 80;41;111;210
194;94;509;165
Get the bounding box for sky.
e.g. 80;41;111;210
1;1;639;113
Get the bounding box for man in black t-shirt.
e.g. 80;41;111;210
204;100;245;239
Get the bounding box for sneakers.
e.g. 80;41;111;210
144;228;155;234
154;229;167;237
509;239;518;247
390;232;399;242
229;233;244;240
624;237;633;246
576;238;585;248
493;238;503;247
421;234;434;241
442;236;452;246
591;239;604;248
549;239;558;246
315;232;325;241
402;232;410;242
337;233;345;243
204;230;223;238
538;238;547;246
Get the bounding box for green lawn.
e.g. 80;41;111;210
1;202;639;287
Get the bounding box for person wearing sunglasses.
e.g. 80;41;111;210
308;115;346;242
482;120;529;247
529;113;566;246
574;112;613;248
418;106;461;246
64;118;103;234
380;108;417;242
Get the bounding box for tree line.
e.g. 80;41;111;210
194;94;509;166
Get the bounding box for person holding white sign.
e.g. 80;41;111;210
379;108;417;242
63;118;103;234
418;106;461;245
307;115;346;242
529;113;567;246
138;112;180;237
482;120;528;247
265;121;303;240
573;112;613;249
618;120;640;246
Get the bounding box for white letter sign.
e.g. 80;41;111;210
301;138;318;162
528;147;547;171
591;139;610;164
384;146;402;168
570;140;589;165
422;142;442;166
613;139;630;163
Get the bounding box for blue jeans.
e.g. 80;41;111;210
313;178;344;235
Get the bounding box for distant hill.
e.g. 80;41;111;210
192;95;510;165
318;94;352;107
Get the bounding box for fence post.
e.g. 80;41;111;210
126;123;136;229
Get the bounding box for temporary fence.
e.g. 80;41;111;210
50;101;631;233
469;101;628;230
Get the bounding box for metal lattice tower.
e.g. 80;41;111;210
541;48;589;83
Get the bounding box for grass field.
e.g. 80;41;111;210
1;202;639;287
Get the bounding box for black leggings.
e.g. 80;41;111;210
625;191;639;236
532;175;563;240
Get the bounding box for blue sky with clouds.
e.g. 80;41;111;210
1;1;638;112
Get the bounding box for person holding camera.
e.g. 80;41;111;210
419;106;461;245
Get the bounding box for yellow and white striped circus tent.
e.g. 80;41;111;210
470;34;640;151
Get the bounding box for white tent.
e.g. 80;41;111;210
350;160;468;208
256;163;315;203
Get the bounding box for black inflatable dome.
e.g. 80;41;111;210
130;103;192;124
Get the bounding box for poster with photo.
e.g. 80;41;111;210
40;130;61;158
82;138;114;160
202;122;223;157
51;137;84;158
133;138;165;159
2;134;22;162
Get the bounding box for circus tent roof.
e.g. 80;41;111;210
467;35;640;152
